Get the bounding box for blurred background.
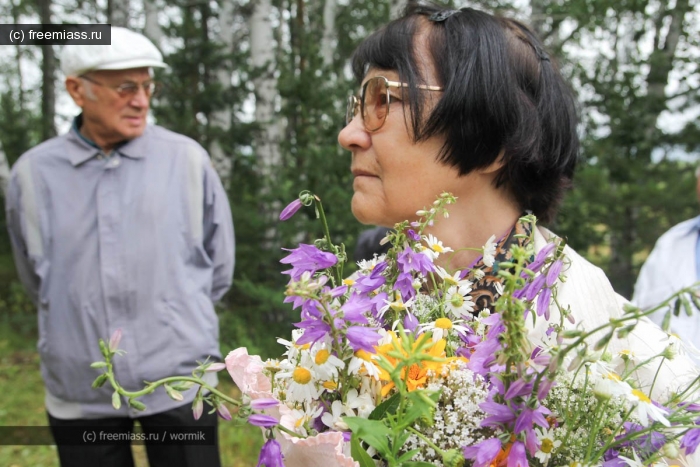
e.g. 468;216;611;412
0;0;698;465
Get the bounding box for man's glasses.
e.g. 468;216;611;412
346;76;443;132
80;75;163;99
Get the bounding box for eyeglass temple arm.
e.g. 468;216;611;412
385;80;443;92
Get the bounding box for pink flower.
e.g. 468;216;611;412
275;430;357;467
279;198;303;221
109;328;122;352
225;348;272;398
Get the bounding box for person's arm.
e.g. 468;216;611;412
5;164;41;305
202;160;235;303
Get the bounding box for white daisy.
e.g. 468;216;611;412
482;234;497;267
421;317;470;342
310;345;345;381
276;354;321;404
434;266;471;288
444;284;475;318
618;449;644;467
348;349;380;380
281;404;324;437
626;388;670;427
534;427;561;464
422;234;453;260
378;292;415;320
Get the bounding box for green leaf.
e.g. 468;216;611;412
397;448;420;462
344;417;391;457
673;298;682;317
350;434;376;467
369;392;400;420
399;391;437;429
90;361;108;368
402;462;436;467
91;373;108;389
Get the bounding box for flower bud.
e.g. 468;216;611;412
217;402;232;421
279;198;303;221
90;361;108;369
109;329;122;352
662;441;679;459
91;373;109;389
129;399;147;411
204;362;227;373
192;398;204;420
165;384;184;401
112;391;122;410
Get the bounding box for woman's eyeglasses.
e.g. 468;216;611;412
346;76;443;132
80;75;163;99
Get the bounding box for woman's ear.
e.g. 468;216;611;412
478;148;506;174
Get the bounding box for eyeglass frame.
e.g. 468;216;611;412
346;76;443;132
79;74;163;99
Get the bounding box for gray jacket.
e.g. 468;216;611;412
6;122;235;418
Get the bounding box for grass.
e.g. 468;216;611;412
0;326;263;467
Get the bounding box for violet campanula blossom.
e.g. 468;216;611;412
340;294;372;324
396;246;435;275
294;318;331;346
354;262;388;293
527;243;556;273
536;287;552;320
279;198;303;221
514;405;550;435
507;440;528;467
370;292;389;320
248;414;280;427
403;313;420;333
462;438;502;467
681;427;700;454
545;259;563;287
504;378;534;400
617;422;666;458
346;326;382;353
257;438;286;467
406;229;421;241
251;398;280;410
394;272;416;302
525;274;546;301
480;400;517;428
280;244;337;280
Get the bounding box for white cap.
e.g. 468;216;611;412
60;26;167;76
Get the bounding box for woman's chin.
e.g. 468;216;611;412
351;196;382;226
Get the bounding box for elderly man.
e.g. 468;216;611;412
6;27;234;466
633;166;700;362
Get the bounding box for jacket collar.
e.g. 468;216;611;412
67;114;148;166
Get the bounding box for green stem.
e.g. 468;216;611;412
313;196;341;287
407;426;446;457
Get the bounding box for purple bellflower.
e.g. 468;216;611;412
280;244;337;281
257;438;286;467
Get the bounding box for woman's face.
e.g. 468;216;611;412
338;67;463;227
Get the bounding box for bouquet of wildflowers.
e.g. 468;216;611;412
95;191;700;467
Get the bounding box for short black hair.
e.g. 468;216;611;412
350;1;580;223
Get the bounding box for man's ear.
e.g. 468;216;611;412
65;77;85;108
478;148;506;175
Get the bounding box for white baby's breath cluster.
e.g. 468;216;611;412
402;363;492;465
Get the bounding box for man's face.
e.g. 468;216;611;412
71;67;153;149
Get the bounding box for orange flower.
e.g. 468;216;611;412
373;331;466;397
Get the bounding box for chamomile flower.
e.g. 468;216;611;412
310;345;345;380
422;234;453;260
444;284;475;318
534;427;562;464
378;294;415;320
434;266;471;288
626;388;670;427
357;255;386;274
482;234;497;267
276;355;321;404
281;404;323;437
276;329;306;360
421;317;469;342
348;349;380;379
618;449;644;467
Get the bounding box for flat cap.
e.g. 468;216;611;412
60;26;166;76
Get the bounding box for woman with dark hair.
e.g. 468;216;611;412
339;2;696;395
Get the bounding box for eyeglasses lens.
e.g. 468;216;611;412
362;77;389;131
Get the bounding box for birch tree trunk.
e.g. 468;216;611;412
143;0;164;49
320;0;337;68
249;0;283;179
107;0;130;27
208;0;236;187
249;0;283;244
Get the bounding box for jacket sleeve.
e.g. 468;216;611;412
201;160;235;303
5;163;41;305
